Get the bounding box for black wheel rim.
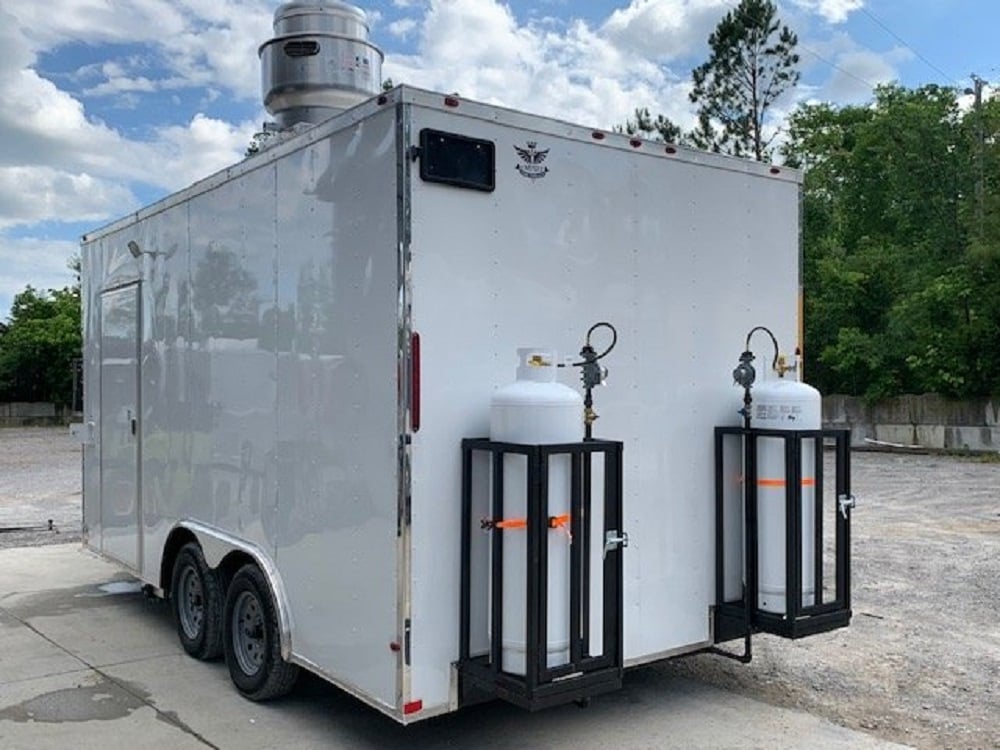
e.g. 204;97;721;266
232;589;265;676
177;565;204;640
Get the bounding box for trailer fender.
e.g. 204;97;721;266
170;520;294;661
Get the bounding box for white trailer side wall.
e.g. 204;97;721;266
406;103;800;711
82;105;402;712
272;108;401;708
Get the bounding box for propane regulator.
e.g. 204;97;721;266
569;322;618;439
732;325;790;429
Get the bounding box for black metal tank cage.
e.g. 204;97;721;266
713;426;854;649
458;438;625;710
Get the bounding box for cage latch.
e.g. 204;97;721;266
603;529;629;559
838;493;856;519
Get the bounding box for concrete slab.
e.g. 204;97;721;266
0;612;83;683
0;544;911;749
0;671;206;750
0;548;181;668
0;545;120;595
15;596;181;668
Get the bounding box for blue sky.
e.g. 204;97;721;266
1;0;996;319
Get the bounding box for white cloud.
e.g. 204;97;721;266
388;18;419;38
602;0;731;61
0;168;138;230
150;114;260;190
384;0;694;132
0;48;256;193
822;47;906;101
6;0;187;47
0;237;79;319
803;33;912;102
4;0;272;100
790;0;865;25
82;75;158;97
0;3;263;227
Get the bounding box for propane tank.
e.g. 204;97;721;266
490;348;582;675
752;372;822;613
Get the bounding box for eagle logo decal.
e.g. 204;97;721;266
514;141;550;180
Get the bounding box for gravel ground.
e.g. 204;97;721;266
1;429;997;748
669;451;1000;750
0;427;81;549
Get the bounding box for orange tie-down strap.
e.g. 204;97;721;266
483;514;571;530
757;478;817;487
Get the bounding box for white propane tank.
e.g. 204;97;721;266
752;373;822;614
490;348;583;675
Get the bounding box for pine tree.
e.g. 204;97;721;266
689;0;799;161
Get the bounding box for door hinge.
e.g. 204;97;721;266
404;618;412;666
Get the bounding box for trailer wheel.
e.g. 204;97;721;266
223;564;299;700
171;543;223;660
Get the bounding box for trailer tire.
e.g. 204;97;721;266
171;543;224;660
223;564;299;701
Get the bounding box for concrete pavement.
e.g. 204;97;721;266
0;544;909;750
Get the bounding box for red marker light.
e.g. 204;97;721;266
411;332;421;433
769;167;781;175
444;96;460;107
377;95;388;105
629;138;642;148
591;131;606;140
664;145;677;155
403;700;423;715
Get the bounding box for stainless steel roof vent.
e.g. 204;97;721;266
259;1;384;128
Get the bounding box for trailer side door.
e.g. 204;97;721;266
99;282;141;567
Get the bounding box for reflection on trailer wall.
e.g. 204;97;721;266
81;105;402;711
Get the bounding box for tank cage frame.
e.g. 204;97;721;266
458;438;625;710
714;427;853;642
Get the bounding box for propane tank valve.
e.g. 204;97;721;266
775;353;798;378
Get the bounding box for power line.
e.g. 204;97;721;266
857;6;959;85
797;44;878;91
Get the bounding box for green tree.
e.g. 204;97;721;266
784;84;1000;399
0;286;82;405
615;107;684;143
689;0;799;160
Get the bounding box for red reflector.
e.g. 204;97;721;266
444;96;459;107
664;145;677;155
377;95;388;105
591;131;605;140
389;641;401;652
629;138;642;148
403;700;423;715
769;167;781;175
411;332;421;433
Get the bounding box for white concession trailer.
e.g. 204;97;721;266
78;0;853;725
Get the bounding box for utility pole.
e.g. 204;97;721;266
969;74;986;242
